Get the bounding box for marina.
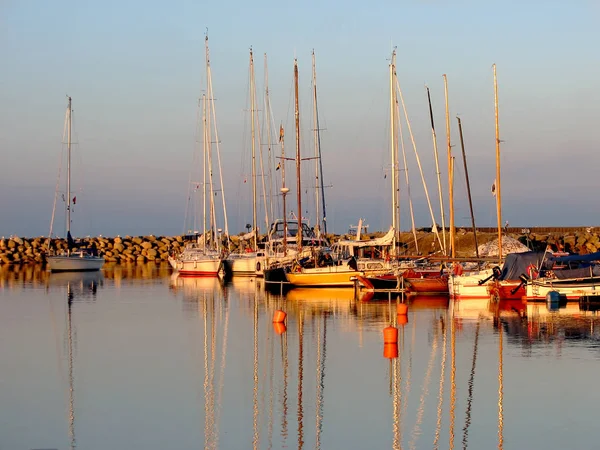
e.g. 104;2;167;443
2;263;600;449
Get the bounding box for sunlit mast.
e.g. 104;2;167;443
493;64;503;264
250;49;258;250
443;74;456;258
389;50;399;256
294;59;303;250
426;87;447;255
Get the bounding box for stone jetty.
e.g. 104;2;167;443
1;227;599;265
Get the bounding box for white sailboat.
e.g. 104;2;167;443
47;97;104;273
225;48;262;276
169;34;229;277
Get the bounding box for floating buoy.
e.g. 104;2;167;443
383;343;398;359
397;314;408;326
397;303;408;315
383;326;398;344
273;322;287;335
273;310;287;323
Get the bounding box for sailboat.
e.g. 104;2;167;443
224;48;263;276
169;35;229;277
47;97;104;273
281;59;360;288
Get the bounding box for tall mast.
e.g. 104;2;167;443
457;117;479;258
250;49;258;250
427;87;447;255
312;50;327;236
443;75;455;258
280;125;288;256
264;54;274;224
493;64;502;263
390;50;398;256
66;96;72;238
294;59;302;250
202;94;207;251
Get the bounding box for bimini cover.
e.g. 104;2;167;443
477;235;530;257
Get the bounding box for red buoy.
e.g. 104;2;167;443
397;314;408;326
273;322;287;335
383;343;399;359
397;303;408;315
273;310;287;323
383;326;398;344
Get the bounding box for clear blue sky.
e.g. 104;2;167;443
1;0;599;237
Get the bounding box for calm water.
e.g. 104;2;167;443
2;264;600;450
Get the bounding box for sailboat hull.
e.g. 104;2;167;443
285;267;363;287
169;256;221;276
47;255;104;272
223;253;257;276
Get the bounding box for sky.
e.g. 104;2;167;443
1;0;599;238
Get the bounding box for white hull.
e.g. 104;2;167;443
47;255;104;272
224;253;257;276
449;269;494;299
526;279;600;301
169;256;221;276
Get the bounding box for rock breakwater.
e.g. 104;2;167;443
2;228;600;265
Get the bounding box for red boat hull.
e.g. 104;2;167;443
404;274;449;294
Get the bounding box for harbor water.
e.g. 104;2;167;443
1;263;600;449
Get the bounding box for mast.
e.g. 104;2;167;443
390;50;398;256
443;75;455;258
66;96;72;241
312;50;327;236
264;54;275;224
457;117;479;258
427;87;447;255
294;59;302;250
202;94;207;252
250;49;258;250
493;64;502;263
280;126;288;256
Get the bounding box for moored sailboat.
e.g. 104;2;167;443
170;34;229;277
47;97;104;273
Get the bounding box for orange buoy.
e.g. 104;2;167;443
383;326;398;344
273;322;287;335
383;343;398;359
397;303;408;315
397;314;408;326
273;310;287;323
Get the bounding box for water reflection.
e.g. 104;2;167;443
2;266;600;449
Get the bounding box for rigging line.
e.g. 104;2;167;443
396;92;419;253
462;317;481;450
264;53;275;224
207;55;230;247
395;76;444;251
253;68;270;234
184;97;203;234
48;107;69;245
